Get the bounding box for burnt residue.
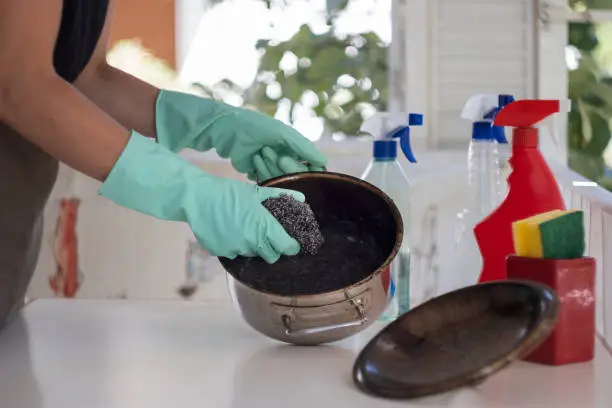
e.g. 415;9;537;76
262;194;324;256
223;215;387;295
220;174;401;297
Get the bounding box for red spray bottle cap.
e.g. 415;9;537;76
493;100;564;148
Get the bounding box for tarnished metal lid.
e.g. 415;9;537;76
353;280;559;399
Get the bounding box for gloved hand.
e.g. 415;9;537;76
99;131;304;263
155;90;327;182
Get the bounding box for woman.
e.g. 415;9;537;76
0;0;326;328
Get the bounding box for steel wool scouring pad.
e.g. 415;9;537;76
262;194;324;255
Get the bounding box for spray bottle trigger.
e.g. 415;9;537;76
481;107;508;143
488;108;509;144
491;125;508;144
498;94;515;107
483;94;515;144
389;127;417;163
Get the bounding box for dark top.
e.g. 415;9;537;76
0;2;111;330
53;0;110;83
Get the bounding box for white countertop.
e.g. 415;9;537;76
0;299;611;408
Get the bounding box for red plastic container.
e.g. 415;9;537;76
506;255;596;365
474;100;566;283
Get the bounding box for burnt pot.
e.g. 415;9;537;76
219;171;403;345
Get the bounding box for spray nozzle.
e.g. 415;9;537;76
493;99;571;149
461;94;515;144
361;112;423;163
387;113;422;163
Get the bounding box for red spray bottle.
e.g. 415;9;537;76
474;100;567;283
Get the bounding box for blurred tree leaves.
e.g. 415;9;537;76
568;21;612;185
571;0;612;11
247;24;387;136
205;0;388;138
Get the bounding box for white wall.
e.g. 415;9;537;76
27;143;468;303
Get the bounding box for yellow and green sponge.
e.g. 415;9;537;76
512;209;585;259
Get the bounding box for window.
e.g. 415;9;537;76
537;0;612;189
173;0;547;168
178;0;391;144
564;0;612;189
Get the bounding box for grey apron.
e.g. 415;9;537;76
0;122;58;330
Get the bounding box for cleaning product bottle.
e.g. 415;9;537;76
447;94;513;294
360;112;423;320
490;96;516;191
474;99;569;283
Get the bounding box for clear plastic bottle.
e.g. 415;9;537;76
491;97;514;196
445;94;513;294
453;132;504;290
468;135;505;220
360;113;423;320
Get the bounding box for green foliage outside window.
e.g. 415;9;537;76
197;0;389;138
568;0;612;189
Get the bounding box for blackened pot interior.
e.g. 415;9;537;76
219;172;403;297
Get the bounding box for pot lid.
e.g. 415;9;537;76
352;280;559;399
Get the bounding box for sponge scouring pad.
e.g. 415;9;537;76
512;209;585;259
262;194;324;255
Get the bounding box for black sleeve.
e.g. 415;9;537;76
53;0;110;83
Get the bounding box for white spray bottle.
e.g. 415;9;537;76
360;112;423;319
443;94;512;294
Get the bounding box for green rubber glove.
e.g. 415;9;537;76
155;90;327;182
251;146;326;182
99;131;304;263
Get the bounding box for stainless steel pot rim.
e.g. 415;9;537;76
228;170;404;299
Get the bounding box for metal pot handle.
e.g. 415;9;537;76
281;315;364;336
273;289;370;337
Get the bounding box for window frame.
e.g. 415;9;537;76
392;0;542;152
175;0;207;72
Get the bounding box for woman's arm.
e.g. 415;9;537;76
73;0;161;140
76;63;161;139
0;0;130;182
